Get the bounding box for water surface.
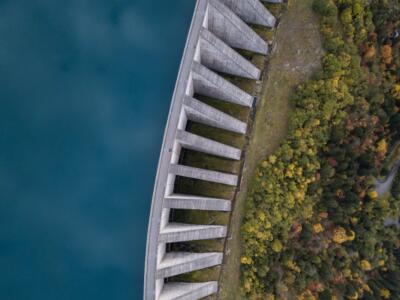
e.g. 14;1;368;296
0;0;195;299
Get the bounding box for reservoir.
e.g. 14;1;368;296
0;0;195;299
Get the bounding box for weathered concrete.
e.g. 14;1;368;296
191;61;254;107
159;223;227;243
220;0;276;27
169;164;238;186
199;28;261;79
176;129;241;160
183;95;247;134
164;194;231;211
144;0;276;299
159;282;218;300
207;0;269;54
157;252;223;278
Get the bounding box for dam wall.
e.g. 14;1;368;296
144;1;281;299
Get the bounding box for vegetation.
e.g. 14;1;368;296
240;0;400;298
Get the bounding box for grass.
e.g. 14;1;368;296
218;0;325;299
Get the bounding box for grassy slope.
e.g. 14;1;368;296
218;0;324;298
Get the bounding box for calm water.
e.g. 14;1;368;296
0;1;195;299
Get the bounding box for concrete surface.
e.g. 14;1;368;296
159;282;218;300
176;129;242;160
199;28;261;79
169;164;238;186
157;252;223;278
192;61;254;107
183;95;247;134
164;194;232;211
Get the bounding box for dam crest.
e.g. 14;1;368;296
144;0;281;299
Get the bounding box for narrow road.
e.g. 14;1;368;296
376;158;400;228
376;160;400;197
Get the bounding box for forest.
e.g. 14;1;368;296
240;0;400;299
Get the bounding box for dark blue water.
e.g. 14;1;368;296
0;1;195;299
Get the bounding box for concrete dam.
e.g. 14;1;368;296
144;0;281;299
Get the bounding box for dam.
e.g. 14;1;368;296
144;0;281;299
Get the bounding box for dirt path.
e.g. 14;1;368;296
217;0;324;298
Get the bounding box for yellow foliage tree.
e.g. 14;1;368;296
381;45;393;64
392;84;400;100
376;139;388;155
360;260;372;271
363;45;376;60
